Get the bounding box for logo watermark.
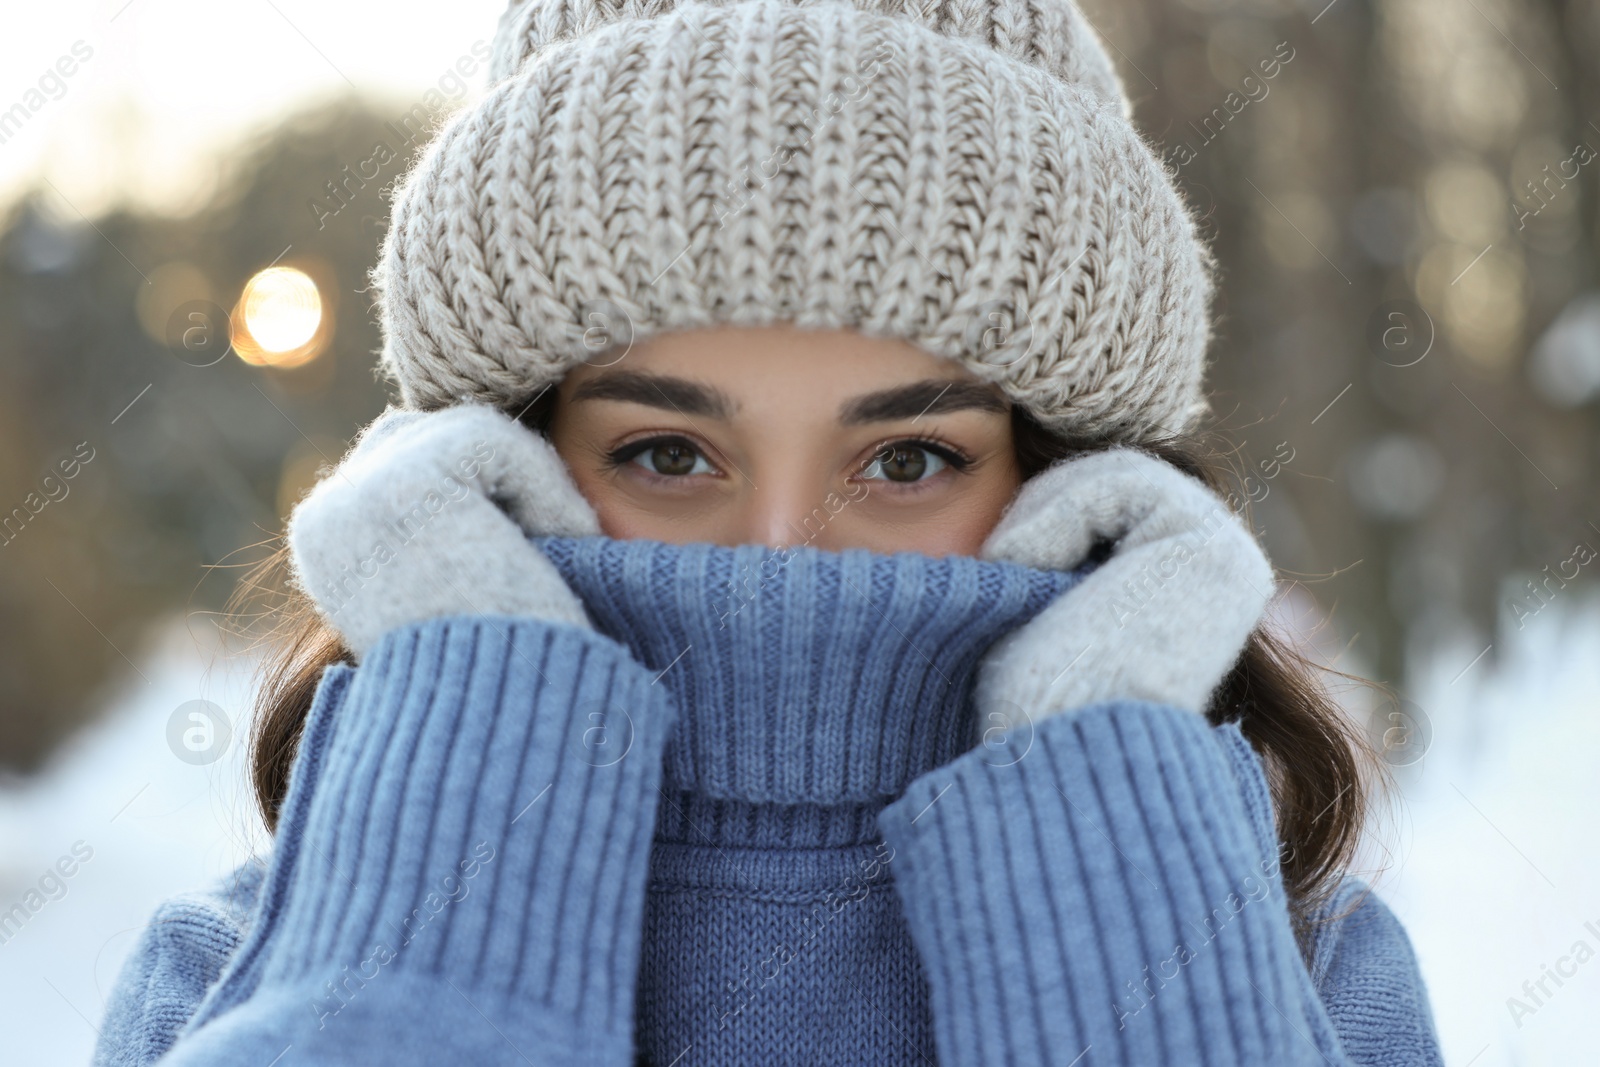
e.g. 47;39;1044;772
311;841;496;1029
1111;854;1280;1029
1365;299;1435;368
569;700;636;768
716;840;895;1032
165;300;234;366
1368;695;1431;768
0;40;95;149
1162;42;1296;170
307;41;494;230
167;700;232;765
322;440;496;616
1510;139;1596;230
715;481;872;628
1506;537;1597;631
0;841;94;948
1505;916;1600;1029
0;441;95;549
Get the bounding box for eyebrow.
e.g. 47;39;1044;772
568;370;736;419
567;370;1009;424
837;379;1010;424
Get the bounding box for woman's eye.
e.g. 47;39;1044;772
862;444;948;483
628;440;714;477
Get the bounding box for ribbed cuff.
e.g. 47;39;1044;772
168;615;678;1066
877;700;1344;1067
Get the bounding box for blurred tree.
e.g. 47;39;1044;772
0;97;434;770
1082;0;1598;701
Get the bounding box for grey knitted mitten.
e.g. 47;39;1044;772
975;446;1276;723
286;402;600;660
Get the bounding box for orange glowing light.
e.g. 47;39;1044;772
231;266;328;367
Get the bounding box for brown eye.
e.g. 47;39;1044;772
621;438;713;477
649;442;698;475
865;444;943;483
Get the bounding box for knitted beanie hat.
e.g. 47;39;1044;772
375;0;1215;445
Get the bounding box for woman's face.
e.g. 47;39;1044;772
547;325;1023;556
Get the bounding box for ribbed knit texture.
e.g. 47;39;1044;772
877;700;1371;1066
377;0;1216;446
486;0;1133;114
534;534;1086;808
94;536;1443;1066
155;615;680;1065
536;535;1085;1063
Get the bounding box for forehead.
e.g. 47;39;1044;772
563;325;991;400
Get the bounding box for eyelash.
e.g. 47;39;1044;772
600;432;976;488
858;433;976;481
601;435;715;481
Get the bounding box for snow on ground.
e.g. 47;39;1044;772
1365;592;1600;1067
0;598;1597;1064
0;614;267;1063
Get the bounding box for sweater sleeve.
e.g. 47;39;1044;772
157;613;679;1066
91;856;269;1067
875;698;1444;1067
1305;877;1445;1065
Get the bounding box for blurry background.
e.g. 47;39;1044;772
0;0;1595;1062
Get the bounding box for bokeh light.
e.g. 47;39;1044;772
231;266;328;368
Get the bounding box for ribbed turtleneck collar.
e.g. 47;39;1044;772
535;536;1083;818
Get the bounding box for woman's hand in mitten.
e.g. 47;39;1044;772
286;402;601;660
975;446;1276;723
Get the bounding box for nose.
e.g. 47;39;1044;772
734;476;840;551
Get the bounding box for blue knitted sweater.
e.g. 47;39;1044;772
93;535;1442;1066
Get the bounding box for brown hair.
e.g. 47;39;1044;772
235;389;1387;957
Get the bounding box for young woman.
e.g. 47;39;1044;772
93;0;1444;1063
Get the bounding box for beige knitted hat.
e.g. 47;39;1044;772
376;0;1216;445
